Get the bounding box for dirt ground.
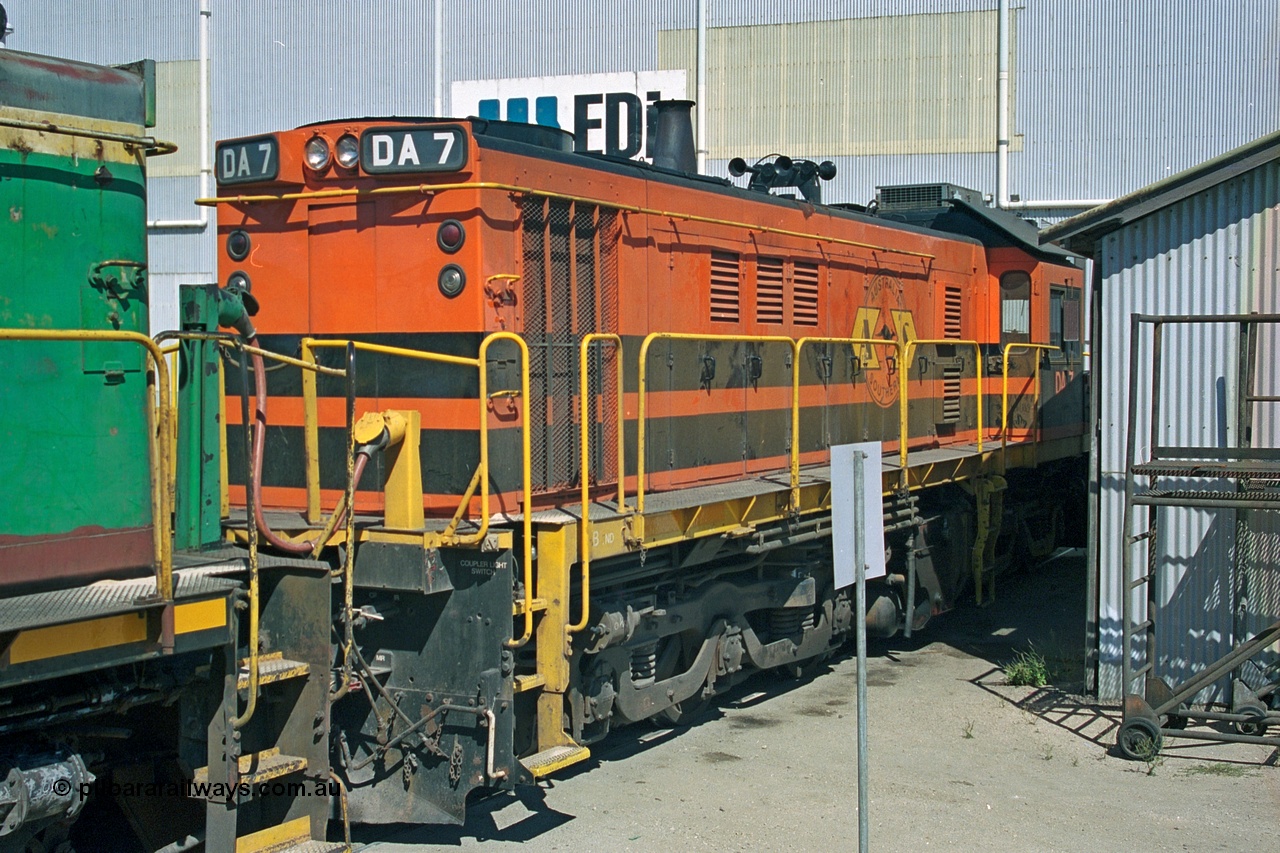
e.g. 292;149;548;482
361;551;1280;852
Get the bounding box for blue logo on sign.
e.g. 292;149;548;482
477;97;560;128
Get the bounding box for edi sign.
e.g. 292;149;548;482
451;70;687;160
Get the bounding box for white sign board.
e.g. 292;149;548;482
451;70;687;160
831;442;886;589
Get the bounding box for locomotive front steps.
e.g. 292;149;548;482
519;744;591;778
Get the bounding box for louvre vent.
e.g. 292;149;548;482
944;287;963;338
710;252;741;322
793;261;820;326
875;182;985;213
756;257;784;325
881;184;943;209
941;286;963;423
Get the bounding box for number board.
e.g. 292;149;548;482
360;126;467;174
216;136;279;185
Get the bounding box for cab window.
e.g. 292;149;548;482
1000;271;1031;344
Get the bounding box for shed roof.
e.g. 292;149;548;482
1040;129;1280;256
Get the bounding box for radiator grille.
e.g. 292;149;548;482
710;251;741;322
756;257;784;325
522;198;619;492
793;261;820;326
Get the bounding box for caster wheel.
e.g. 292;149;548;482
1117;717;1163;760
1233;718;1269;737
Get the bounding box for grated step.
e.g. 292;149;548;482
193;748;307;788
238;652;311;690
518;744;590;779
274;843;351;853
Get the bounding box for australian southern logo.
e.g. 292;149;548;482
853;273;915;408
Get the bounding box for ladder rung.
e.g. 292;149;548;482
512;598;547;616
513;673;546;693
1127;530;1156;543
1132;662;1154;677
1131;619;1154;633
193;747;307;789
1127;576;1153;590
238;652;311;690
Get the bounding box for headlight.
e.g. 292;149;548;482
336;134;359;169
305;136;331;170
227;271;252;292
438;264;465;298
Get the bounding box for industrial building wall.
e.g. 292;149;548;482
5;0;1276;332
1094;162;1280;702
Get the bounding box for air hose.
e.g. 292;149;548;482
246;339;374;555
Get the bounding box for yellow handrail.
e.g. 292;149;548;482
198;181;936;261
795;335;907;501
572;334;625;635
0;329;173;604
300;334;536;648
900;339;985;483
1001;343;1060;460
637;332;799;514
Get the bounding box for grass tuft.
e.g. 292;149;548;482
1004;645;1050;688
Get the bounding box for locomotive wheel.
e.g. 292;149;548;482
1116;717;1163;761
649;634;710;728
781;650;829;682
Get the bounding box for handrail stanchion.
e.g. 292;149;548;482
1000;343;1059;470
300;338;323;523
572;334;625;635
477;333;534;649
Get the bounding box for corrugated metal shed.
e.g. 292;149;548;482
1044;134;1280;702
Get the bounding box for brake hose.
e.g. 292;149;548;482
247;340;371;554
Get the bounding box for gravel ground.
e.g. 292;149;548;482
361;551;1280;852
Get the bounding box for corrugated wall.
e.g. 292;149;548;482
5;0;1277;328
1095;161;1280;701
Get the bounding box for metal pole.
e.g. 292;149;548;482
854;450;869;853
695;0;707;174
995;0;1010;207
434;0;444;116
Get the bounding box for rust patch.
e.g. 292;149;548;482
0;526;154;589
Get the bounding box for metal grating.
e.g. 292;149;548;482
756;257;784;325
522;197;619;493
709;251;741;322
878;184;943;210
793;261;820;326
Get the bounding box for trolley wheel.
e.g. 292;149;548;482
1116;717;1163;761
1233;718;1269;737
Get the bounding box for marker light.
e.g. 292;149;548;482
437;219;465;253
226;230;251;261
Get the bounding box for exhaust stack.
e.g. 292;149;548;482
650;99;696;174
